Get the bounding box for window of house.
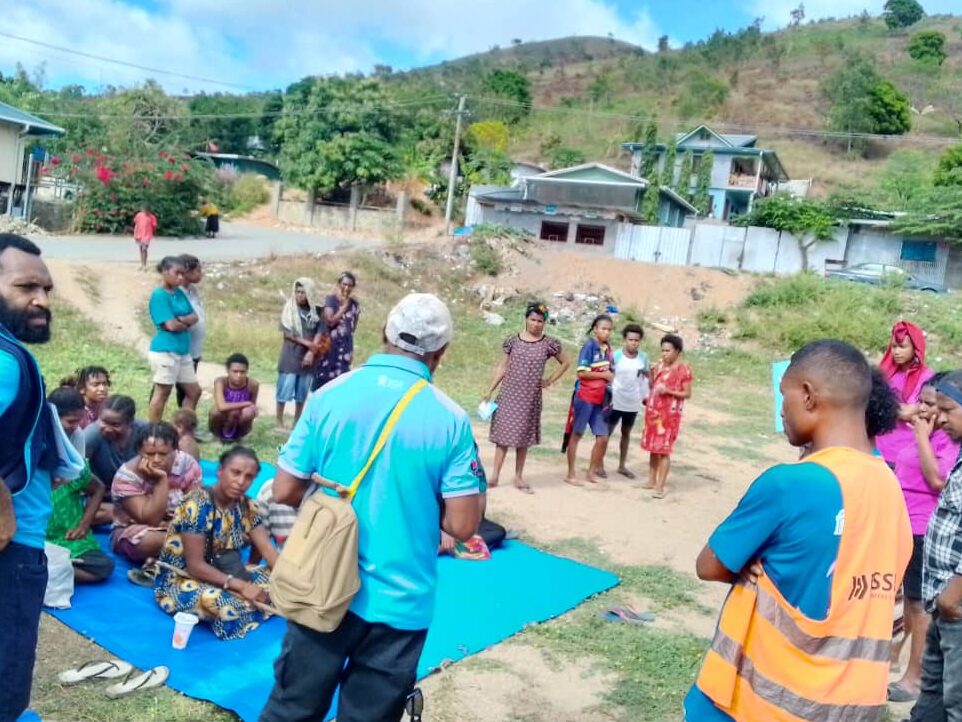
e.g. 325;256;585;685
575;224;606;246
539;221;568;242
900;241;937;263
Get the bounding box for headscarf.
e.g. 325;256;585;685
280;277;320;337
879;320;929;403
525;302;549;322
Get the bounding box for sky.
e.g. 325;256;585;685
2;0;960;94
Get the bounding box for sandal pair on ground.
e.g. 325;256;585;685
58;660;169;699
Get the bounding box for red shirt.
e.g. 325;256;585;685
133;211;157;243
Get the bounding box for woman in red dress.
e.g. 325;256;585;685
642;334;693;498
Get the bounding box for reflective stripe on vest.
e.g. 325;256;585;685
709;631;887;722
695;447;913;722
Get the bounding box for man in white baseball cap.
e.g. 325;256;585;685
262;292;482;722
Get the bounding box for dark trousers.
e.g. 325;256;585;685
910;612;962;722
0;543;47;722
259;612;427;722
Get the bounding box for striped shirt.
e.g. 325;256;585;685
922;449;962;613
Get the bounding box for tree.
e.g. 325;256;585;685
693;149;713;215
907;31;947;65
822;54;911;152
100;81;187;152
641;185;660;223
463;147;512;187
482;69;532;124
186;93;260;154
550;147;585;169
466;120;509;152
789;3;806;28
934;145;962;187
678;151;695;198
892;187;962;242
661;139;677;188
638;119;659;180
587;69;614;107
657;36;670;53
883;0;924;29
274;77;403;194
734;195;838;270
259;91;284;155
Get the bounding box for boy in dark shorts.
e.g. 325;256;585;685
47;387;115;583
605;324;649;479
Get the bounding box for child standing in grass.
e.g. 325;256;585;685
47;387;116;584
133;203;158;271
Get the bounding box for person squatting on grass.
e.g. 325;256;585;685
686;339;912;722
209;353;259;443
0;232;79;722
147;256;201;423
259;293;482;722
907;370;962;721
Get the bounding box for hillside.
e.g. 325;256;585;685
409;14;962;198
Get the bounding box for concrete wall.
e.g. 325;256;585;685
844;226;949;285
275;194;403;235
474;205;618;253
0;124;23;186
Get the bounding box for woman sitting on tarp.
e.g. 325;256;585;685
154;446;277;640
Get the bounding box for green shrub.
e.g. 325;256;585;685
224;174;269;215
53;149;212;236
470;241;503;276
697;306;728;333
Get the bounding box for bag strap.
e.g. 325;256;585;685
346;378;427;500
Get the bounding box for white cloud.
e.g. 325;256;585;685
746;0;960;29
2;0;663;93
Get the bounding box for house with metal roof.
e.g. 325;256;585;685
622;124;790;221
465;162;696;252
0;100;65;215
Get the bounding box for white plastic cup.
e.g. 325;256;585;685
171;612;199;649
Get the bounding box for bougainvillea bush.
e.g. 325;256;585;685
48;149;214;236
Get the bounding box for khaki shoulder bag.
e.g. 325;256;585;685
270;378;427;632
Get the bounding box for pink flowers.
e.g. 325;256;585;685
50;156;61;166
96;166;115;184
164;169;174;180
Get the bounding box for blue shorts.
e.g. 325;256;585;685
276;373;311;404
572;396;609;437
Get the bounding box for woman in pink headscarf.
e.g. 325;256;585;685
875;321;933;467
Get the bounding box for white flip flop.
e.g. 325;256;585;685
58;659;133;685
105;666;170;699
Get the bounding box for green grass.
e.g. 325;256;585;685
524;538;710;720
733;273;962;366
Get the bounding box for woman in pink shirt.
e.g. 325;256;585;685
133;203;158;271
889;372;959;702
876;321;933;469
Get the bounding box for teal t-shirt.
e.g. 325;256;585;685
278;353;482;630
684;462;844;722
149;287;193;355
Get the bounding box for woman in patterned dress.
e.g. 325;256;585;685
154;446;277;641
641;334;693;499
483;302;570;493
312;272;360;391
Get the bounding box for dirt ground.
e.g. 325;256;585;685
39;248;794;722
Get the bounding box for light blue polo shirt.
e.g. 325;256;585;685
0;350;52;549
278;353;482;631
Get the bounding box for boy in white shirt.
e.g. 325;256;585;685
607;324;649;479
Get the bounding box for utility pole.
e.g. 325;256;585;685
444;95;468;236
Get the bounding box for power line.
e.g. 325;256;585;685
0;31;255;91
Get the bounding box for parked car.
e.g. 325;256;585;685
825;263;948;293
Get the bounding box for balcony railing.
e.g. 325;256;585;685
728;173;759;191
